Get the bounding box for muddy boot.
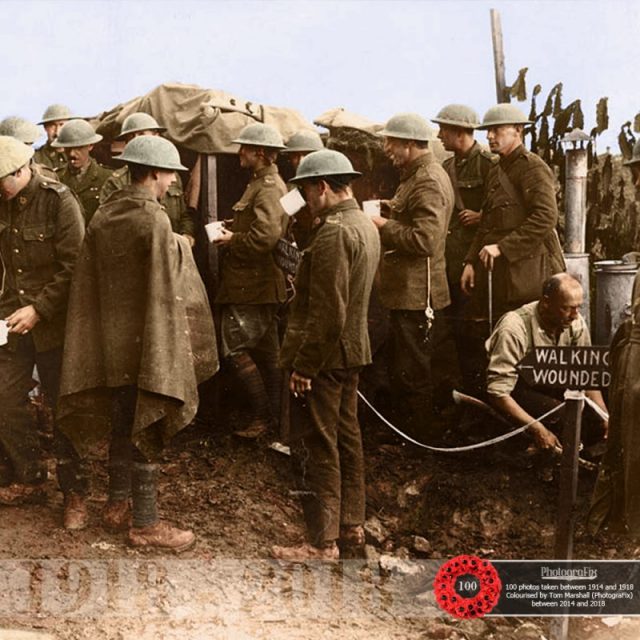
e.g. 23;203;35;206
0;482;46;506
63;492;89;530
271;540;339;562
102;499;131;532
128;520;195;552
228;353;272;438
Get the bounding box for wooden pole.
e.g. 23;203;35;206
490;9;508;103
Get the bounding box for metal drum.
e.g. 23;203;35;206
564;253;590;329
594;260;639;345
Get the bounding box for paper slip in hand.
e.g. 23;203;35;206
362;200;381;217
280;189;306;216
205;221;225;242
0;320;8;347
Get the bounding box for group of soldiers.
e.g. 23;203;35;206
0;98;616;559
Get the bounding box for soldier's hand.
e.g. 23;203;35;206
459;209;481;227
290;371;312;397
460;263;475;295
370;215;387;229
6;305;40;335
479;244;501;270
214;228;234;246
528;422;561;451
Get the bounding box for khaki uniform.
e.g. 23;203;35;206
280;198;380;545
442;142;496;394
100;166;194;236
34;141;66;171
31;161;58;182
465;145;565;322
57;157;112;225
0;171;86;492
377;152;454;437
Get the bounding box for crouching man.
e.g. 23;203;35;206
272;150;380;561
58;136;218;551
485;273;607;451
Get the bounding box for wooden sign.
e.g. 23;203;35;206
274;238;302;277
516;346;610;390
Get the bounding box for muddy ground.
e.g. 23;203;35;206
1;399;639;640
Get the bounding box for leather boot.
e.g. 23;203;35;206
128;520;195;552
102;499;132;531
228;352;273;438
0;483;46;506
271;540;339;562
63;492;89;530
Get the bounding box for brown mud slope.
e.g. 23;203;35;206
0;409;639;640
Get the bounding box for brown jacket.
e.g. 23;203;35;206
378;152;454;311
34;141;66;171
280;198;380;378
0;172;84;352
57;157;113;225
465;145;565;314
442;142;496;284
58;184;218;459
215;164;288;305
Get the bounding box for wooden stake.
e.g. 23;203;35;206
490;9;508;103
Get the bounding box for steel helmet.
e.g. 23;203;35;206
289;149;361;183
477;103;532;130
624;140;640;166
379;113;437;142
114;135;187;171
0;135;34;178
117;112;166;140
282;130;324;153
232;123;286;149
38;104;74;125
0;117;41;145
431;104;480;129
51;119;102;148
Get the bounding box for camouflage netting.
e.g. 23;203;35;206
92;82;315;155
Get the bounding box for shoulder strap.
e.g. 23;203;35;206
497;165;525;209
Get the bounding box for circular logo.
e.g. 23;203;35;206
433;555;502;619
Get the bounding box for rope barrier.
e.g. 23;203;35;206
357;390;566;452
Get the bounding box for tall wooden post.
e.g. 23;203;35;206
490;9;508;103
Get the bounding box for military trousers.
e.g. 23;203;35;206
289;368;365;546
386;308;451;439
0;336;87;493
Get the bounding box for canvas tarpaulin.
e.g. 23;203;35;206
94;83;315;154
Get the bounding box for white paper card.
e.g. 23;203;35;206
0;320;8;346
280;188;306;216
205;221;226;242
363;200;381;217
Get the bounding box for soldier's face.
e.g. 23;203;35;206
486;125;521;156
288;152;305;172
299;181;324;214
238;145;261;169
64;145;92;170
383;137;411;168
0;166;29;200
542;285;583;330
437;125;458;152
155;170;176;200
44;120;66;143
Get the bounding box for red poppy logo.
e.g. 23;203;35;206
433;555;502;618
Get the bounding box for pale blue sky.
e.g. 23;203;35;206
1;0;637;151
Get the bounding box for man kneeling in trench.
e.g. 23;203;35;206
485;273;608;452
57;136;218;550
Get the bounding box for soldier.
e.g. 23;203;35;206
100;112;195;245
58;136;218;550
486;273;607;451
431;104;497;393
34;104;74;171
281;130;325;250
272;150;380;561
0;136;88;529
623;139;640;188
214;123;288;439
52;119;112;225
369;113;454;439
0;116;57;181
461;104;565;329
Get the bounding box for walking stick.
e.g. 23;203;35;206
487;266;493;332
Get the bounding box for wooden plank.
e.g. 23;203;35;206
490;9;508;103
